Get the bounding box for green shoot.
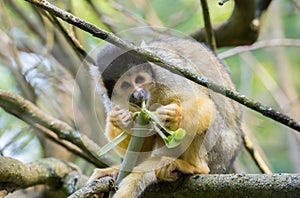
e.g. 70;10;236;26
97;131;128;156
98;101;186;156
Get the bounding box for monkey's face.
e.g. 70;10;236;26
112;68;154;107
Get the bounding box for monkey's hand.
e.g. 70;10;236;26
109;106;132;130
156;103;182;131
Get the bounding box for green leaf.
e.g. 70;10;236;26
174;128;186;141
97;131;128;156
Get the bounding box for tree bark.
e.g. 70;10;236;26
142;173;300;198
192;0;273;47
0;157;87;195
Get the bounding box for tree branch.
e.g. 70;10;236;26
69;176;114;198
199;0;217;51
0;156;87;195
68;173;300;197
24;0;300;133
192;0;273;47
142;174;300;198
243;132;272;174
218;38;300;59
0;90;117;168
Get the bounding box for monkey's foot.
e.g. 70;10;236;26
87;167;119;183
155;156;209;182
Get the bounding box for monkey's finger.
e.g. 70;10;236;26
122;112;132;123
157;108;177;117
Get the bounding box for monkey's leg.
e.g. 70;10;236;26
114;157;162;198
194;96;215;133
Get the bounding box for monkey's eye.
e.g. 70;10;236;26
135;75;145;84
121;82;131;89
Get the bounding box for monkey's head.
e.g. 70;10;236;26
97;44;155;107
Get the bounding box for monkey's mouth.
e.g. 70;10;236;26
129;88;149;107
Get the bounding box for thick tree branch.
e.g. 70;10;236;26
142;174;300;198
192;0;273;47
0;157;87;195
24;0;300;133
69;176;114;198
0;90;117;168
69;173;300;197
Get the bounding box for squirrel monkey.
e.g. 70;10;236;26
89;37;242;197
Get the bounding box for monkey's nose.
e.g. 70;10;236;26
129;88;149;106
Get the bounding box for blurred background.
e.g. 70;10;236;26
0;0;299;178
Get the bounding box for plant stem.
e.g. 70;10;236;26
109;112;149;197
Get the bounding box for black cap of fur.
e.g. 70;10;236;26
101;50;152;98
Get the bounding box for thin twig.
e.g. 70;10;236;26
293;0;300;9
243;131;272;174
5;0;45;40
218;0;230;6
199;0;217;51
219;38;300;59
33;124;100;166
1;1;37;103
47;12;96;65
23;0;300;133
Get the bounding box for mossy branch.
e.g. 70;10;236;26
69;176;114;198
23;0;300;133
0;89;117;167
142;174;300;198
0;157;87;195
